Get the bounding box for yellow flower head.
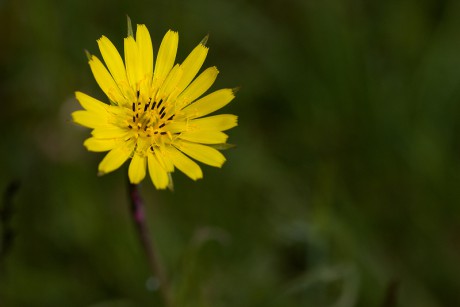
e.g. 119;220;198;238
72;23;237;189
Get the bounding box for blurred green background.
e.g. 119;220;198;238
1;0;460;306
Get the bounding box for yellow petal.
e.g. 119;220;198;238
147;153;169;189
155;146;175;172
165;121;188;134
88;56;126;104
177;66;219;108
136;24;153;82
182;89;235;118
97;36;129;87
191;114;238;131
72;110;108;128
176;141;226;167
83;137;117;152
75;91;107;113
153;30;178;85
155;64;183;102
180;131;228;144
128;153;146;184
175;43;208;94
98;142;134;175
165;146;203;180
91;126;128;139
124;36;141;89
107;105;131;118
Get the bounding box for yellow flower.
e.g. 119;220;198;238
72;23;237;189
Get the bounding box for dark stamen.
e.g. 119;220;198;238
151;101;157;110
128;125;133;129
132;102;135;112
157;99;163;109
160;132;167;135
154;131;158;134
160;112;166;119
159;106;166;115
136;90;140;99
132;115;136;122
144;103;150;111
159;123;165;128
167;115;175;121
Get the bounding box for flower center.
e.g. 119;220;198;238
127;91;175;141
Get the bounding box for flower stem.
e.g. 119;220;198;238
128;182;173;306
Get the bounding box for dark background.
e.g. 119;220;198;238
1;0;460;306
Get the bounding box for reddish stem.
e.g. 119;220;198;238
128;183;173;306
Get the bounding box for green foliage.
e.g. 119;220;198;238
1;0;460;306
